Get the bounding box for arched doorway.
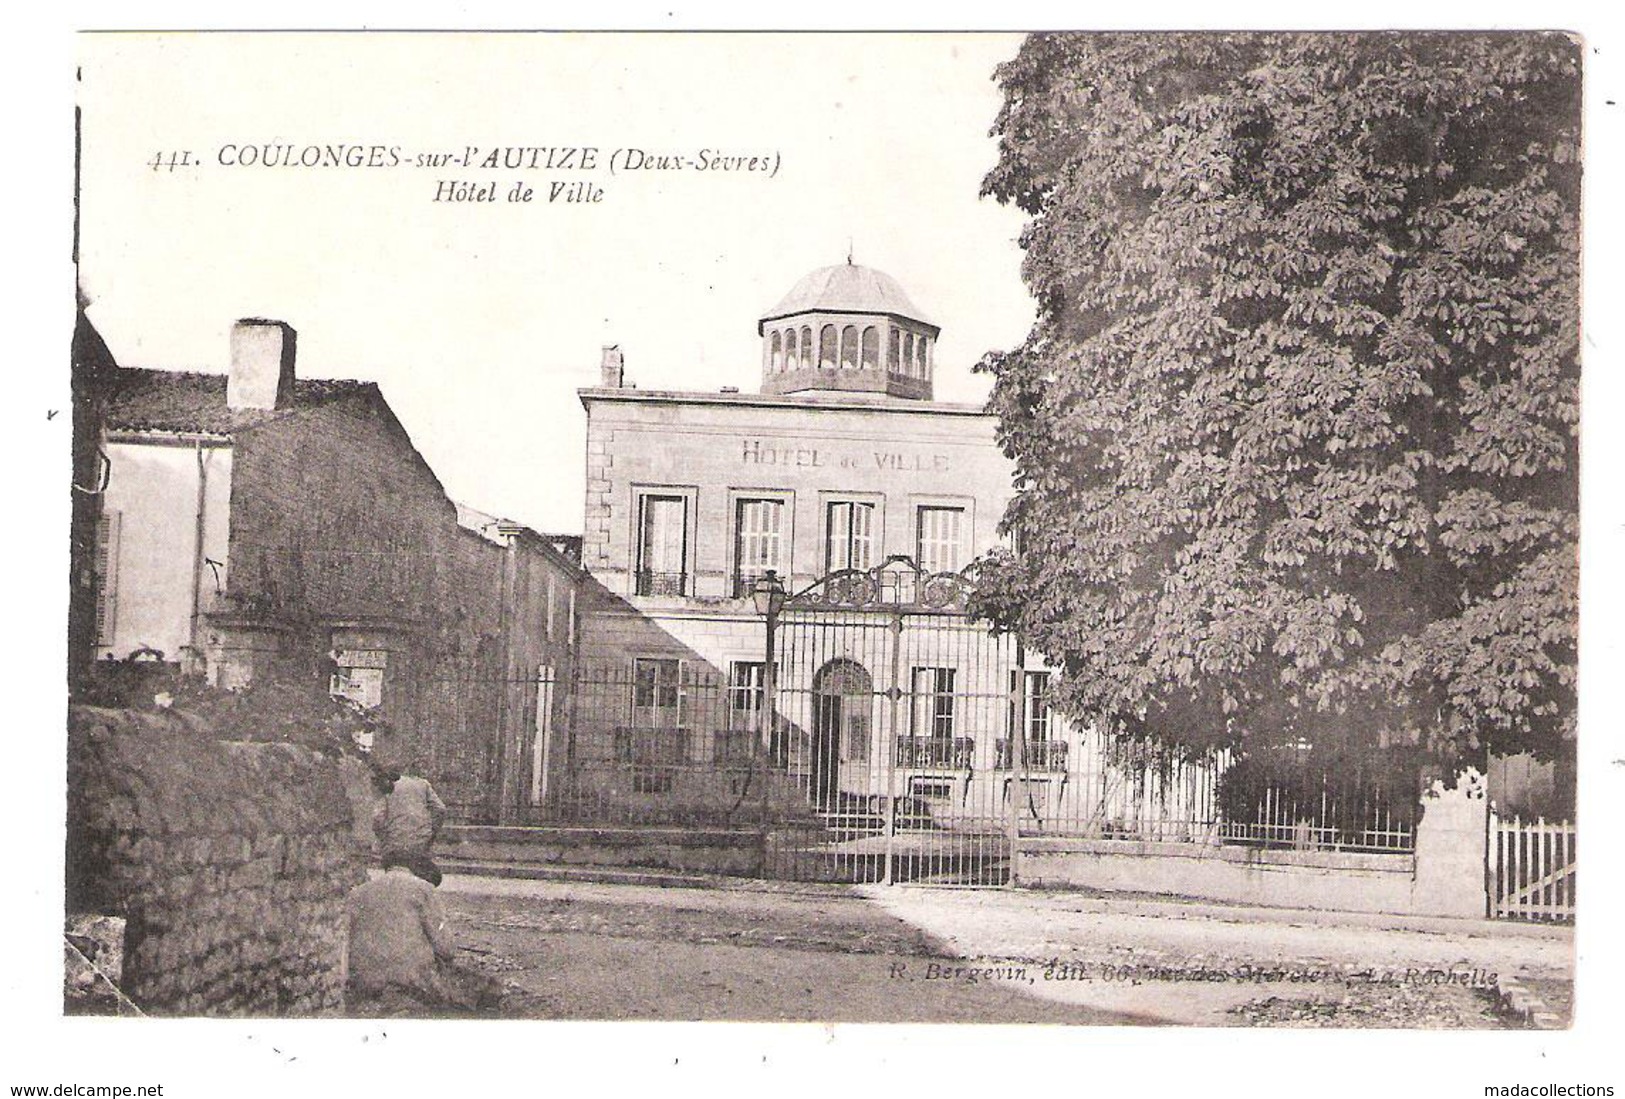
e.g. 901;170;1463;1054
811;659;872;810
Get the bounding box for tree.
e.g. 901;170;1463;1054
973;33;1580;764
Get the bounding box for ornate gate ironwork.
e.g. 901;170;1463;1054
764;557;1037;886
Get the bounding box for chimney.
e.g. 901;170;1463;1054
228;319;297;411
600;345;625;389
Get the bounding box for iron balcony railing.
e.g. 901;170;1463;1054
634;569;687;597
994;738;1069;772
895;736;976;769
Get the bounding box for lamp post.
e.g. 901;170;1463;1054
751;570;787;766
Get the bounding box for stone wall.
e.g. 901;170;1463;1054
67;705;366;1016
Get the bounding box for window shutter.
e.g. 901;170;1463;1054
94;511;121;646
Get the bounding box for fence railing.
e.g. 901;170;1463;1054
1215;752;1418;853
1491;814;1576;922
456;663;1424;857
612;726;693;766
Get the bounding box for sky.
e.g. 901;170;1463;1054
76;32;1037;534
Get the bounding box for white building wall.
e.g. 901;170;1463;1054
98;440;233;661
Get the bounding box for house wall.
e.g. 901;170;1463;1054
422;528;578;820
225;394;459;634
581;391;1012;603
98;439;232;662
218;394;580;822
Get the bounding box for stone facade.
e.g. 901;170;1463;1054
66;705;365;1015
579;389;1009;606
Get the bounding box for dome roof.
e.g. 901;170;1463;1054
759;263;934;329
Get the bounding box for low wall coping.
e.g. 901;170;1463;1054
1019;836;1416;874
441;825;763;848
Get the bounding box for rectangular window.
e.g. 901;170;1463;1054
628;657;687;790
825;500;875;573
93;510;121;647
1008;671;1051;743
636;494;689;596
631;657;685;727
722;660;768;763
916;506;964;573
910;667;957;740
734;497;785;597
909;778;954;802
728;661;765;729
1003;670;1065;770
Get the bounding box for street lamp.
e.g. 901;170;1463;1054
751;570;787;765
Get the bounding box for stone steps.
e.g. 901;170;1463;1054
436;823;767;879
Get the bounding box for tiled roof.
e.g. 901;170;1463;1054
103;368;374;435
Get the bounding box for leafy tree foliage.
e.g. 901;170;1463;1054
973;33;1579;762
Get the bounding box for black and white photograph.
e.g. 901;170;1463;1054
11;10;1624;1097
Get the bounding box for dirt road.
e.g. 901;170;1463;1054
861;885;1570;1026
441;876;1151;1023
437;875;1560;1026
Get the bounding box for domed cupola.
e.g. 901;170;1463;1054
757;261;940;400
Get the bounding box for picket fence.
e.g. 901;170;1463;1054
1490;813;1576;922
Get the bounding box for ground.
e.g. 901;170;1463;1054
436;874;1572;1027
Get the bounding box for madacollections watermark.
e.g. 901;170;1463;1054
886;958;1498;988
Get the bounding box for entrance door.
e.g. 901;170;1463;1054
812;659;871;810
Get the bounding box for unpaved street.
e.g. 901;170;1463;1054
441;876;1148;1022
438;875;1567;1026
859;885;1571;1026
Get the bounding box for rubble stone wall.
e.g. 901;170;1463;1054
67;705;366;1016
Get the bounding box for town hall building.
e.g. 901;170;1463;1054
560;262;1214;863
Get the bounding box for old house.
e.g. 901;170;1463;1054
83;316;581;822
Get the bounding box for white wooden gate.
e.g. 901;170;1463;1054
1490;812;1575;921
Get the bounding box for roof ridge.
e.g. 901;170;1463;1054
103;366;376;436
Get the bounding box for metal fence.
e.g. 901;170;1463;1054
768;601;1019;885
416;559;1423;882
1002;735;1228;844
430;664;1422;876
1214;748;1419;853
535;663;818;828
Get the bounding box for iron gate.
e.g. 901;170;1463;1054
764;558;1040;886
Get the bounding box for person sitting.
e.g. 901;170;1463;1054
344;854;458;1016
